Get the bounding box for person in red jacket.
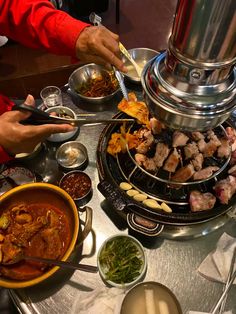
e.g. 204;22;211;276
0;0;125;164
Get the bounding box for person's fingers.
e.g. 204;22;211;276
3;109;31;122
24;94;35;107
28;124;75;138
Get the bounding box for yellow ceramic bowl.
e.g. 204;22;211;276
0;182;79;288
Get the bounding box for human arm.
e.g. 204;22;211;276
0;0;125;71
0;95;74;160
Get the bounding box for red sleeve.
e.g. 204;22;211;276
0;94;15;164
0;0;90;58
0;146;14;164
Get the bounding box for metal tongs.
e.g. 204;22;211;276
12;104;134;126
89;12;129;101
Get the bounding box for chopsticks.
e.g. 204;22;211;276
210;247;236;314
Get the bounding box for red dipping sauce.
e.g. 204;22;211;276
60;171;91;200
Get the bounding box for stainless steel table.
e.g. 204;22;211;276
9;90;236;314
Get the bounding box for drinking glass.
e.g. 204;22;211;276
40;86;62;108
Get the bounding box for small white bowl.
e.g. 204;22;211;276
45;106;78;142
97;234;147;289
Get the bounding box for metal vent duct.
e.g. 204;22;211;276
141;0;236;131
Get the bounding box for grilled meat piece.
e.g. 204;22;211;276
214;175;236;204
226;126;236;151
191;153;204;171
193;166;219;181
189;190;216;212
150;117;165;135
153;142;170;168
228;164;236;176
207;130;221;147
136;130;154;154
184;142;199;159
163;148;180;173
198;139;218;157
230;150;236;165
191;131;204;141
217;138;231;158
172;131;189;147
135;153;157;172
171;164;195;182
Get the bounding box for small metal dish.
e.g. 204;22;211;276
56;141;88;171
59;170;92;207
122;48;159;84
120;281;182;314
45;106;78;142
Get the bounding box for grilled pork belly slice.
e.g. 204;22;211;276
226;127;236;151
191;153;204;171
214;175;236;204
193;166;219;181
172;131;189;147
184;142;199;159
135;153;157;172
198;139;218;157
136;130;154;154
163;148;180;173
153;142;170;168
207;130;221;147
228;164;236;176
191;131;204;141
230;150;236;165
217;138;231;158
171;164;195;182
189;190;216;212
150;117;165;135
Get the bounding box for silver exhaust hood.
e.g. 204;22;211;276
141;0;236;131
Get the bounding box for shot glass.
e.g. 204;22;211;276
40;86;62;108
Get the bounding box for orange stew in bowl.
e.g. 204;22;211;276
0;202;71;281
60;172;91;200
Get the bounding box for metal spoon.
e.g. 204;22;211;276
3;255;98;273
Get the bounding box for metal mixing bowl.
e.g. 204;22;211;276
122;48;159;83
68;63;120;104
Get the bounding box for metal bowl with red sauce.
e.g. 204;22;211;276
59;171;92;206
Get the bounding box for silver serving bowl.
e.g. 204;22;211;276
122;48;159;84
68;63;120;104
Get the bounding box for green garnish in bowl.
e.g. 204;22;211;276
98;235;146;287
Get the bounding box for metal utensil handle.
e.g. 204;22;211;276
211;269;236;314
112;66;129;101
24;256;98;273
218;248;236;314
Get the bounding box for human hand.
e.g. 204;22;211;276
75;25;127;72
0;95;75;156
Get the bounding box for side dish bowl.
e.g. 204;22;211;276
122;48;159;83
97;234;147;289
120;281;182;314
59;171;92;206
56;141;88;171
0;182;79;288
45;106;78;142
68;63;120;104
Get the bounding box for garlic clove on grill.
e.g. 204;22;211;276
120;182;132;191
